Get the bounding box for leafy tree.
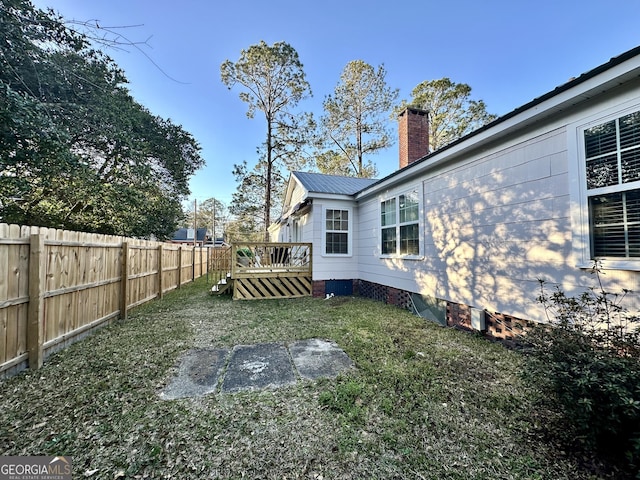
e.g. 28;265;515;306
315;150;354;177
221;41;312;238
0;0;204;238
401;78;497;151
318;60;398;177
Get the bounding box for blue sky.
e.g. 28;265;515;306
32;0;640;208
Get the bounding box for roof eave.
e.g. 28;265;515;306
303;192;358;201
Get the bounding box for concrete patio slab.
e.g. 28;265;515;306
289;338;354;380
220;343;297;393
159;347;229;400
159;339;355;399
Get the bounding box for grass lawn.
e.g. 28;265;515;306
0;277;626;479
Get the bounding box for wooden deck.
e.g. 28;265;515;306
210;242;312;300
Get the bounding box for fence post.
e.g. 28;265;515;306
177;246;182;289
158;244;164;299
27;234;45;370
120;242;129;320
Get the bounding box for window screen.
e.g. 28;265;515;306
585;111;640;258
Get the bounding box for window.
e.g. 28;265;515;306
325;209;349;255
584;111;640;259
381;198;396;254
380;189;421;256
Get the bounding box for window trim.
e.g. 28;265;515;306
379;185;424;260
570;102;640;271
322;206;352;257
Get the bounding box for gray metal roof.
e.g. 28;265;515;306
293;171;378;195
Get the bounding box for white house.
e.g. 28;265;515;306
269;46;640;343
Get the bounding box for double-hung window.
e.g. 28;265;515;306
325;208;350;255
584;111;640;259
381;188;421;256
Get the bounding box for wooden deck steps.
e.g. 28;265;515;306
211;273;232;295
208;242;312;300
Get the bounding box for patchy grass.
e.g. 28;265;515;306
0;277;628;479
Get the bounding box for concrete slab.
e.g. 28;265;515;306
159;339;355;399
220;343;297;393
159;347;229;400
289;338;354;380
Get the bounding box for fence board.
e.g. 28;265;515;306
0;307;6;364
0;223;209;377
4;309;15;365
0;225;8;317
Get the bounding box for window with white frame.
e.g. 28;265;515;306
381;188;420;256
584;110;640;259
325;209;349;255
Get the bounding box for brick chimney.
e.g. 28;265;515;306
398;107;429;169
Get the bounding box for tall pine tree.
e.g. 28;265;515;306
221;41;312;239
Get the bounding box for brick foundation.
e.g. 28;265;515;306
312;280;325;298
358;279;532;348
357;280;413;311
484;311;532;348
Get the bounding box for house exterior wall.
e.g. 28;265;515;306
270;209;313;243
353;84;640;324
289;180;307;207
310;198;361;282
270;180;310;243
276;62;640;328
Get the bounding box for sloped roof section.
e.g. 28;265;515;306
172;227;207;241
293;171;378;195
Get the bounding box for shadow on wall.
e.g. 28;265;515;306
382;130;639;324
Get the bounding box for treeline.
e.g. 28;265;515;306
0;0;204;239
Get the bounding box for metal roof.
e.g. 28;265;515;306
292;171;378;195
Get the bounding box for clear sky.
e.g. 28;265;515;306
31;0;640;208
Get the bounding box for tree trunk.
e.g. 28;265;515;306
356;117;363;177
265;116;273;241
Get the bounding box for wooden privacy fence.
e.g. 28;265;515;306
0;223;209;378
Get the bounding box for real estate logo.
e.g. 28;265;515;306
0;456;72;480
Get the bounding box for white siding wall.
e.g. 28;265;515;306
271;181;310;242
276;82;640;323
289;181;307;207
354;121;639;323
311;199;360;281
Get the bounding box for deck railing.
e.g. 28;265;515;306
229;242;312;299
207;245;232;286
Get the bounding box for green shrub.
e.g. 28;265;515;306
236;247;253;258
522;262;640;469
